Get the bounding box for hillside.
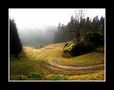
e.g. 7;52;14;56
10;42;104;80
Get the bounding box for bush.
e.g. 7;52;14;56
70;41;94;56
63;41;95;57
50;74;67;80
62;51;72;58
28;72;42;79
85;32;104;47
63;41;75;57
63;41;74;52
63;32;104;57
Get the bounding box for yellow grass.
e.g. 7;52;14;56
10;42;104;80
68;70;104;80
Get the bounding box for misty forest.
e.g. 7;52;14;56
10;9;105;80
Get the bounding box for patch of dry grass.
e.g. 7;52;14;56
10;42;104;80
55;52;104;67
68;70;104;80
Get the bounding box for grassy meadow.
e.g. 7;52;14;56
10;42;105;80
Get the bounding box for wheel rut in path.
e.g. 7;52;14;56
44;59;104;72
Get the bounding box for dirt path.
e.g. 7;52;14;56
44;59;104;72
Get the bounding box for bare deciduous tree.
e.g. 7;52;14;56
73;10;86;42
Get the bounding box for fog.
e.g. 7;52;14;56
9;9;105;48
18;26;57;48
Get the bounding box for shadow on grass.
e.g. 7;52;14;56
10;49;30;61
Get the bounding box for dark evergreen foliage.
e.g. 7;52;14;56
10;19;22;57
63;32;103;57
54;15;105;43
85;32;104;47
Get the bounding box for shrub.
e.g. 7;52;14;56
50;74;67;80
28;72;42;79
63;41;95;57
63;32;104;57
62;51;72;58
63;41;75;57
63;41;74;52
70;41;94;56
85;32;104;47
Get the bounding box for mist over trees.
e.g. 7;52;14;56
54;11;104;43
10;19;22;57
10;10;104;51
18;26;57;48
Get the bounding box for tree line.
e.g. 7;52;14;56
9;10;105;58
54;11;104;43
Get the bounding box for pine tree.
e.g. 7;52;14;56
10;19;22;58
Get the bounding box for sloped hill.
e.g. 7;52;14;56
10;42;104;80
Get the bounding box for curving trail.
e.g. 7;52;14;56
44;59;104;72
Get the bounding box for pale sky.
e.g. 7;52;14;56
9;8;105;30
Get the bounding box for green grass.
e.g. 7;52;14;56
10;42;104;80
48;74;68;80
